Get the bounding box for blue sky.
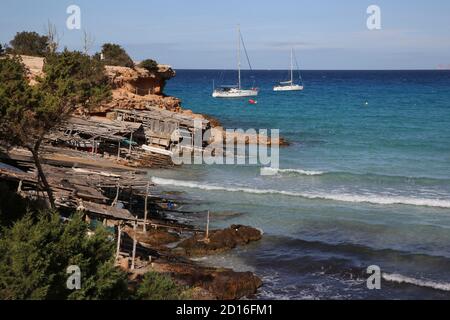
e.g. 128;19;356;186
1;0;450;69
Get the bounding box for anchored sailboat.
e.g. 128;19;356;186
212;26;259;98
274;48;304;92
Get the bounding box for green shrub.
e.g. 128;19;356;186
136;272;188;300
139;59;159;72
99;43;134;68
41;50;112;110
0;52;111;208
0;211;129;300
9;31;49;57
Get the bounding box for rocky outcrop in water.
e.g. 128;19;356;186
175;225;263;257
124;224;263;300
152;261;262;300
125;226;180;248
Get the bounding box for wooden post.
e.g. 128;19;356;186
128;131;133;155
117;141;121;160
131;216;138;270
115;224;122;261
205;210;210;240
143;181;150;232
111;183;120;207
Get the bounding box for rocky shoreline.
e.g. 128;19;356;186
0;147;264;299
0;55;270;300
125;225;263;300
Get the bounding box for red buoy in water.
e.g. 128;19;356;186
248;99;258;105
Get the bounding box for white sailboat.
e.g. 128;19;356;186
273;48;304;92
212;26;259;98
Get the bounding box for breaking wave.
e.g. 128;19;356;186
261;168;450;186
261;167;324;176
151;177;450;208
383;273;450;292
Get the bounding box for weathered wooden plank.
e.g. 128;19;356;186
78;201;135;220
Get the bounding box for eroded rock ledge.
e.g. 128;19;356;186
95;65;182;114
124;225;263;300
152;261;262;300
20;55;288;146
175;225;263;257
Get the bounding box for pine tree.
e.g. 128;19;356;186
0;52;111;208
0;212;129;300
99;43;134;68
9;31;49;56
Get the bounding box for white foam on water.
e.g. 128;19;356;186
383;273;450;292
261;167;324;176
255;227;265;236
151;177;450;209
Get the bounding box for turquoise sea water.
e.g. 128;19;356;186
150;70;450;299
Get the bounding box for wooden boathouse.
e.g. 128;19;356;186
114;106;211;150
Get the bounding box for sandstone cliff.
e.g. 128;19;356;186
97;64;182;113
19;55;183;113
19;55;44;85
106;64;175;95
19;55;286;145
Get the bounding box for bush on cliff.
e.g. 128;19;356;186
136;272;190;300
0;209;195;300
98;43;134;68
139;59;159;72
41;50;112;110
0;211;129;300
0;52;111;208
0;44;5;56
9;31;49;57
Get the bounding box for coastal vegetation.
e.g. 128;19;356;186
0;184;187;300
8;31;50;57
0;204;187;300
97;43;134;68
0;211;129;300
0;28;263;301
136;272;190;300
139;59;159;72
0;51;111;208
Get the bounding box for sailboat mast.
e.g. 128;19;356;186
238;25;241;90
290;48;294;84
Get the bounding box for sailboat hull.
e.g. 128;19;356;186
273;85;304;92
212;89;259;98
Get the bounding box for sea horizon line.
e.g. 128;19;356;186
171;68;450;72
